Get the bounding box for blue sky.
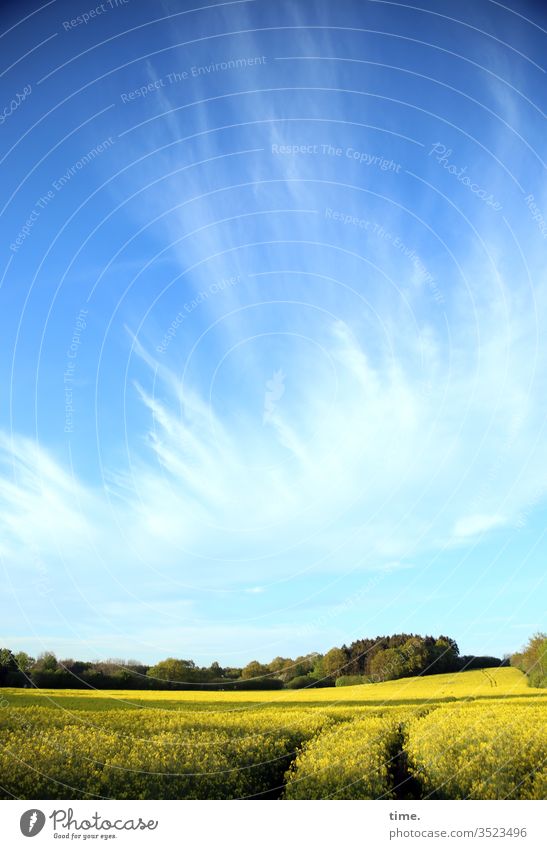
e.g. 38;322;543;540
0;0;545;665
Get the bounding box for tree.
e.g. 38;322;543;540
223;666;242;680
348;638;376;675
294;654;317;677
512;633;547;688
27;651;60;687
428;638;459;674
311;653;325;679
147;658;196;685
399;637;428;676
0;648;17;684
14;651;35;675
0;647;16;666
208;661;224;679
33;651;58;673
0;632;464;691
241;660;270;680
268;656;296;682
369;647;406;682
322;647;348;681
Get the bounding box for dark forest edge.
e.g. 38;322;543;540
3;631;543;691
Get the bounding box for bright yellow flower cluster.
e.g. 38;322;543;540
0;706;337;799
405;702;547;799
284;713;404;799
4;666;533;708
0;668;544;799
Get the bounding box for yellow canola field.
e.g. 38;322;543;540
405;702;547;800
2;666;532;709
0;668;544;800
285;713;405;799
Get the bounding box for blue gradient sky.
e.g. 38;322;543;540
0;0;546;664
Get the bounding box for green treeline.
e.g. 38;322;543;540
511;632;547;688
0;632;509;690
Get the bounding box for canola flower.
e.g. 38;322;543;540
0;707;339;799
405;703;547;800
1;666;533;709
0;668;544;800
284;714;404;799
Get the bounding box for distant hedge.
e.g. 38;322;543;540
335;675;368;687
458;656;507;671
285;675;329;690
6;670;284;691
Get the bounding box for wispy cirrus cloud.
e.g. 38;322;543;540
1;258;546;662
2;262;546;589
